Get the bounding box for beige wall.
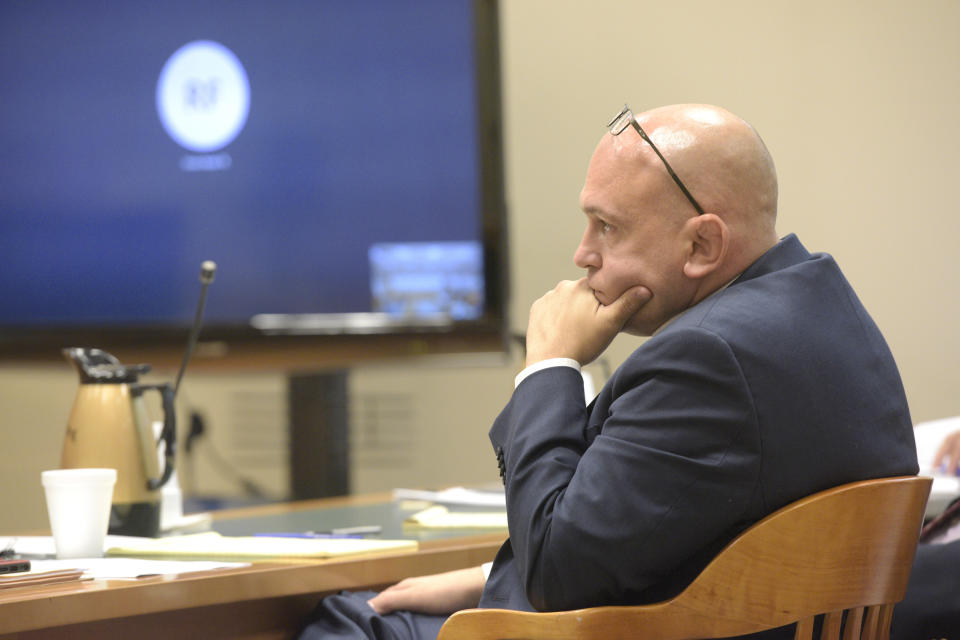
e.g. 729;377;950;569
2;1;957;531
498;0;960;424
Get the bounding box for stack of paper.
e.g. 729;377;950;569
27;557;248;580
0;568;85;590
106;532;417;561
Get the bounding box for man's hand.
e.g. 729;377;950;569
525;279;651;367
367;566;485;616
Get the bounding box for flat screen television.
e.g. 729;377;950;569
0;0;508;369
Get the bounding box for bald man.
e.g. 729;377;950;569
299;104;918;640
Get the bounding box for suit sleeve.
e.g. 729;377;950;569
489;326;762;611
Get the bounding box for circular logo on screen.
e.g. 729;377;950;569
156;40;250;153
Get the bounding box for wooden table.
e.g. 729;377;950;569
0;494;507;639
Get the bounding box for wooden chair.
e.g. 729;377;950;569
438;475;932;640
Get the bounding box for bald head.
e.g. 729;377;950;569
629;104;779;256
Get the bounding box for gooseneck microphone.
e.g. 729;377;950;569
174;260;217;396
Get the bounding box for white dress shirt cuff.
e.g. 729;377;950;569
481;561;493;581
514;357;581;388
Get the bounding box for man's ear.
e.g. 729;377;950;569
682;214;728;279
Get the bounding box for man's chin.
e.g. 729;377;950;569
594;286;657;336
622;324;654;338
621;311;657;338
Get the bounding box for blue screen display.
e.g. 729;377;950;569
0;1;486;329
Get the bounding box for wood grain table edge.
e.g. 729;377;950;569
0;532;506;635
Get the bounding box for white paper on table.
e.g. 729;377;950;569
405;505;508;529
392;486;506;508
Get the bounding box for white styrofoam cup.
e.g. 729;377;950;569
41;468;116;559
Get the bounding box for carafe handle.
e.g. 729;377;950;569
133;383;177;491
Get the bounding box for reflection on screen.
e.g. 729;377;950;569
370;242;483;320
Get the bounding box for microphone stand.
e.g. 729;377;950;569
175;260;216;396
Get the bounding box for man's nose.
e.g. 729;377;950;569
573;234;600;270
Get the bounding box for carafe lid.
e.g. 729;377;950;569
63;347;151;384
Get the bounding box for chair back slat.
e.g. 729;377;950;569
822;610;843;639
842;606;865;640
862;605;882;638
793;616;814;639
878;603;894;638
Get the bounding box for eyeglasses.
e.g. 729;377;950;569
606;104;705;215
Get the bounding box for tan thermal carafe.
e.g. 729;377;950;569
61;347;176;537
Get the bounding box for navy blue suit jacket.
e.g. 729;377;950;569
479;235;918;633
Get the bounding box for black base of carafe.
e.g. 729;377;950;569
109;501;161;537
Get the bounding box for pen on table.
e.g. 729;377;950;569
326;525;382;536
254;532;361;539
254;525;383;539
